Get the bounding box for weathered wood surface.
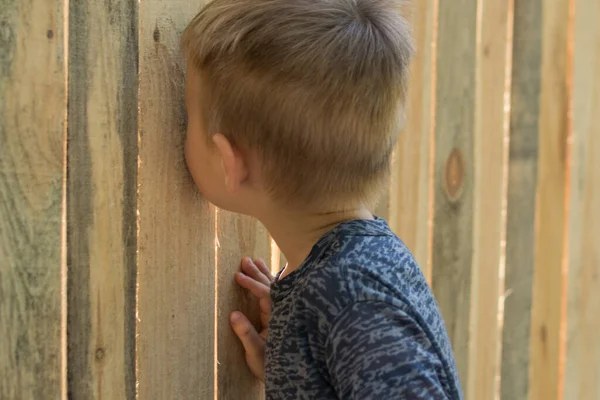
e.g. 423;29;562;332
217;212;270;399
564;0;600;398
389;0;436;281
467;1;513;399
66;1;138;398
430;0;477;387
137;1;216;398
499;1;543;399
0;1;66;398
528;0;571;398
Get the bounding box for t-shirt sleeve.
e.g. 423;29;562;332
325;300;451;399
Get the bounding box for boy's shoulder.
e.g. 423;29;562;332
282;219;450;350
268;219;463;399
294;218;432;317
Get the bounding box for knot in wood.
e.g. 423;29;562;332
444;148;465;201
95;347;105;361
539;324;547;344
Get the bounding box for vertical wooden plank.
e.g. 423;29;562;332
137;1;215;398
564;0;600;397
217;212;270;399
389;0;436;278
500;1;543;398
66;1;138;398
528;0;572;398
0;1;65;398
467;0;513;399
430;0;477;387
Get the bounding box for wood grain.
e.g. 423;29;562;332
137;1;216;398
499;1;543;398
430;0;477;387
66;1;138;398
0;1;66;398
389;0;436;280
467;1;513;399
216;212;270;399
564;0;600;397
528;0;572;398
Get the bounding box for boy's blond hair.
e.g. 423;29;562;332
182;0;413;208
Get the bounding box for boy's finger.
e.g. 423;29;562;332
241;258;271;286
253;259;274;282
259;296;271;328
235;272;270;299
230;311;264;357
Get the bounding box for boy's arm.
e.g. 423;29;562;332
325;300;456;400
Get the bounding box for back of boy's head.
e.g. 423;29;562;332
182;0;413;209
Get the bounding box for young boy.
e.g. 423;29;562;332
182;0;462;398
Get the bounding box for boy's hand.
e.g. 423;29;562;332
230;258;274;382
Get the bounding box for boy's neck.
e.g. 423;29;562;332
258;205;374;279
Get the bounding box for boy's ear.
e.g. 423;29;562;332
213;133;248;193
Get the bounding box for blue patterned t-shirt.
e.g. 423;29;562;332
265;218;463;399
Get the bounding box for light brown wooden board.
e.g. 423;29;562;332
564;0;600;397
389;0;435;280
499;1;543;398
467;1;512;399
430;0;477;388
216;212;270;399
0;1;66;398
137;1;216;398
66;1;138;398
528;0;571;398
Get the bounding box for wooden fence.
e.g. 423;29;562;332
1;0;598;399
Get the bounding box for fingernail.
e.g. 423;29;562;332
230;312;241;323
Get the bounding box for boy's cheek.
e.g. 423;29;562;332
184;132;204;177
183;134;234;210
184;137;205;191
184;136;194;172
